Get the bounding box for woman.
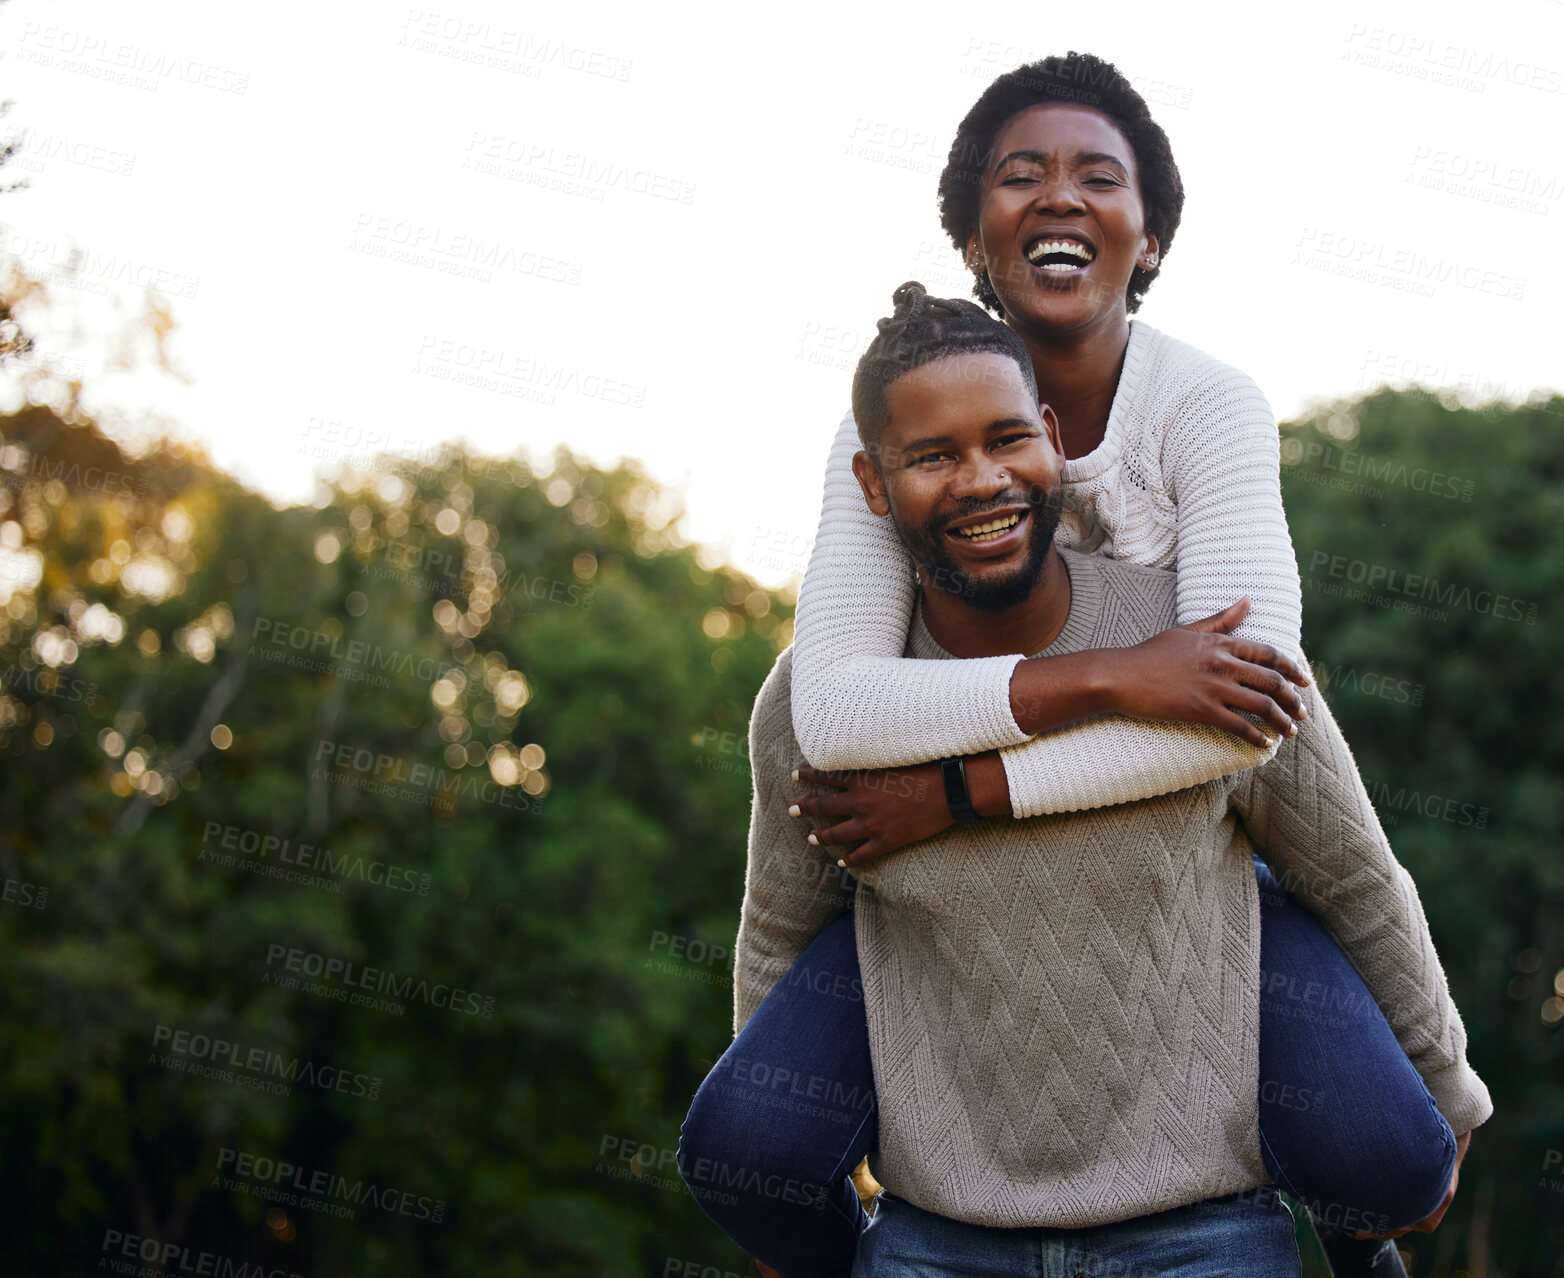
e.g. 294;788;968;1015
679;51;1475;1278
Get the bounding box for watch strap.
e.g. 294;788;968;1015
940;756;980;824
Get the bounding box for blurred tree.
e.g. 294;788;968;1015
0;356;789;1273
0;1;38;372
1281;389;1564;1274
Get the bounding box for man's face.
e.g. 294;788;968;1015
853;351;1065;613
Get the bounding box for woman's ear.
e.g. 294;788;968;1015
966;230;985;273
851;449;891;518
1138;232;1161;271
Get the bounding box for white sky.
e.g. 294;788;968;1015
2;0;1560;587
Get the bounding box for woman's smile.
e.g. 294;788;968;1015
1024;235;1096;274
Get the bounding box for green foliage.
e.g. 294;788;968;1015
1281;390;1564;1273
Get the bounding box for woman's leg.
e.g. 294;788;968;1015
1252;856;1457;1270
678;909;877;1278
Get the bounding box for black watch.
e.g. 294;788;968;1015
940;756;980;824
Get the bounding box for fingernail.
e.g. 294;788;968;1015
791;769;800;782
788;804;801;817
837;859;847;868
1298;705;1308;718
1286;723;1297;737
807;833;819;846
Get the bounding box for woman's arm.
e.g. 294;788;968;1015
1162;367;1303;659
794;715;1291;868
995;371;1307;817
791;408;1306;818
789;410;1032;772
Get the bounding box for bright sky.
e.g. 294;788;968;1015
2;0;1560;586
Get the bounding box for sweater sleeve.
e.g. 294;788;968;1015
1227;678;1493;1136
1161;365;1304;660
790;408;1278;816
999;716;1275;818
735;650;856;1036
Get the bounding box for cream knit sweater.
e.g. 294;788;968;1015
790;320;1305;816
739;550;1492;1229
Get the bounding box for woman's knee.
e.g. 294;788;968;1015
1356;1099;1455;1228
1283;1094;1454;1231
678;1063;836;1195
677;1073;743;1192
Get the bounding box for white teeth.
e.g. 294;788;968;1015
956;513;1022;542
1025;238;1095;266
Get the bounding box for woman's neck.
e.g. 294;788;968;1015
1014;311;1132;461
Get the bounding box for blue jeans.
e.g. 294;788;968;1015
852;1186;1299;1277
678;858;1455;1275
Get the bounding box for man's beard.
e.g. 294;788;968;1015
895;484;1064;614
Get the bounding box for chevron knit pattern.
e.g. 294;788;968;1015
789;321;1304;816
737;550;1491;1229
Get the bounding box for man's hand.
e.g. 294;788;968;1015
788;761;950;867
1103;598;1311;748
1354;1130;1472;1240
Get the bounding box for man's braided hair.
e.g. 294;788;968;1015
851;281;1038;449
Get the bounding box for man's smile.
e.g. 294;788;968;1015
942;507;1032;555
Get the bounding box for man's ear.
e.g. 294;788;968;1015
1038;402;1065;459
851;448;891;518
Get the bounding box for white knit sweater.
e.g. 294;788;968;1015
790;320;1305;816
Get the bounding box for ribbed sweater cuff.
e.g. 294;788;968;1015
1420;1058;1494;1136
940;651;1030;752
999;729;1214;819
1000;738;1077;819
800;651;1031;771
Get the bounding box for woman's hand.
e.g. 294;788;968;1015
1354;1130;1472;1240
1103;597;1310;748
1006;598;1311;747
788;762;951;867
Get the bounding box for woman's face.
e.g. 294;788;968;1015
970;103;1158;340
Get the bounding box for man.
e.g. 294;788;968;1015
721;288;1489;1274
